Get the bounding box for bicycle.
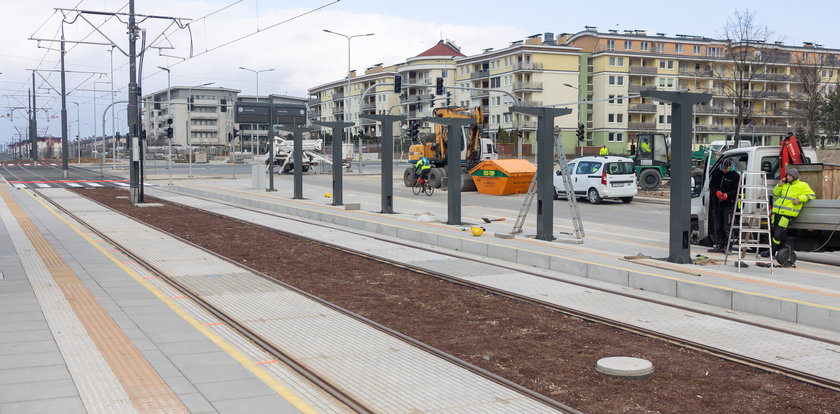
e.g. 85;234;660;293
413;175;434;196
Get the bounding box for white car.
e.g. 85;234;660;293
553;156;637;204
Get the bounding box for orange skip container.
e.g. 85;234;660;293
468;159;537;196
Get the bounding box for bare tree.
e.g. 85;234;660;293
790;50;839;148
714;9;777;142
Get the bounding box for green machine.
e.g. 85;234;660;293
630;133;708;191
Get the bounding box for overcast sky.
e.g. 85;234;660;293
1;0;838;143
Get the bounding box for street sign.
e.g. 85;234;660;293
234;103;271;124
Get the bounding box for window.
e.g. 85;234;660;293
660;60;666;69
803;52;809;61
618;57;624;66
675;44;683;53
608;114;615;122
641;41;649;51
668;60;674;69
617;114;623;123
576;161;601;175
694;45;701;54
607;39;615;51
610;56;616;66
624;40;632;50
655;43;665;53
609;75;615;85
566;162;576;175
616;95;623;104
659;78;666;88
615;133;624;142
608;132;615;142
659;115;665;124
606;161;634;173
617;76;624;85
707;47;722;57
667;78;674;88
667;115;672;124
608;94;615;103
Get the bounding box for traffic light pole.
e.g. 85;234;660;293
313;121;354;206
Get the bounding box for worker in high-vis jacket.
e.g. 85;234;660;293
599;145;609;156
415;157;431;183
769;167;815;257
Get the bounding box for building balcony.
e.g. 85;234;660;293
628;103;657;113
760;91;790;99
332;92;344;100
332;106;344;115
308;97;321;105
189;112;218;119
627;122;656;130
470;70;489;79
362;101;376;110
470;90;489;98
695;125;735;133
628;85;657;93
678;69;713;77
512;81;543;91
694;105;734;115
519;100;543;107
629;66;657;75
754;73;791;81
520;119;537;129
753;125;790;133
512;62;544;72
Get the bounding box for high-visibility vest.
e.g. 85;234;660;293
772;179;815;218
415;158;431;171
599;147;609;156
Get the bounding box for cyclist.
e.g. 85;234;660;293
415;156;431;185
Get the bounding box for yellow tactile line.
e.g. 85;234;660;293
191;183;840;312
0;185;189;414
25;190;320;414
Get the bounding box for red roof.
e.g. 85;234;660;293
416;40;464;57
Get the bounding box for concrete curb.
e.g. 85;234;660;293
162;185;839;333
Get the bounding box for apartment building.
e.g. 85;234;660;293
142;86;240;148
567;28;839;150
308;30;838;154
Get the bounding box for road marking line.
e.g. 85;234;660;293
67;183;84;188
35;183;51;188
84;182;104;187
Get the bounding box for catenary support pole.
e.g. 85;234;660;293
313;121;353;206
421;116;473;225
510;106;572;241
127;0;140;203
360;114;403;214
641;90;711;263
277;126;318;199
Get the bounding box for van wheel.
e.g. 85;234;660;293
587;188;602;204
620;197;633;203
639;169;662;191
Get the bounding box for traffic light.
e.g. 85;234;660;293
394;75;402;93
576;123;585;141
167;118;173;125
436;77;444;95
166;127;173;138
445;92;451;107
408;121;419;142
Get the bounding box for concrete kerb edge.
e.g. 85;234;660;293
161;185;840;333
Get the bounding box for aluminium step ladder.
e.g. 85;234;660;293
724;170;774;272
510;135;584;241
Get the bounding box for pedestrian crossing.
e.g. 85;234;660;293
5;180;149;189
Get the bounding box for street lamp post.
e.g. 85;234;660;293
323;29;375;172
238;67;274;156
187;82;215;178
158;66;173;185
71;102;80;163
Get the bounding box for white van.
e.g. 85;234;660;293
553;156;638;204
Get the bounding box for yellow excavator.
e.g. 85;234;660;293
403;106;498;190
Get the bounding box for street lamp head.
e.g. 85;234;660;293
563;83;578;89
157;66;170;72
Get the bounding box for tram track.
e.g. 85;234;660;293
113;184;840;393
5;163;839;412
33;185;582;413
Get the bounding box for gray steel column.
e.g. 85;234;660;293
127;0;140;203
30;75;37;160
277;126;317;199
421;116;473;225
510;106;572;241
312;121;353;206
60;32;68;178
360;114;404;214
641;90;711;263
